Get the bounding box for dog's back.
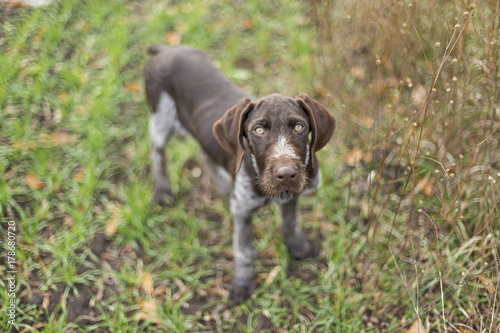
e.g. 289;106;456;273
144;45;252;122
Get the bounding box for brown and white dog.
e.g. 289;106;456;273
144;45;335;304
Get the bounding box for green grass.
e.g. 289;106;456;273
1;0;499;332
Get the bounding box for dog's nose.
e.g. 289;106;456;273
276;166;297;181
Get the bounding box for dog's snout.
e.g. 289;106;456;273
275;166;297;181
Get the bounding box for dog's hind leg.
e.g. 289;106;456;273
149;92;179;205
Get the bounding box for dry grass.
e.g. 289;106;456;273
310;0;499;330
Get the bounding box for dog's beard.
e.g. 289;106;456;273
269;190;300;202
256;162;308;200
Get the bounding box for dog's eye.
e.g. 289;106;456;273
294;124;304;132
254;127;265;135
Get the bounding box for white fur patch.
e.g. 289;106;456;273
231;166;267;217
150;92;184;149
272;134;299;160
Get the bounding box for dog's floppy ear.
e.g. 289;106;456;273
295;94;336;168
213;98;255;176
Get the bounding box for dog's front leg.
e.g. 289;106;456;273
230;202;257;304
280;198;317;259
228;171;266;304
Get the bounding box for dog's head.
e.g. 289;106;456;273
213;94;335;199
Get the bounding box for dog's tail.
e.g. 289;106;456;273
147;44;169;56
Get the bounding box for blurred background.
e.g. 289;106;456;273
0;0;498;331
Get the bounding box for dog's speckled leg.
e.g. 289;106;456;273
149;92;180;205
280;197;317;259
229;167;267;304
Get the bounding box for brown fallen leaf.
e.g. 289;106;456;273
39;132;78;146
204;288;229;297
3;166;18;180
359;114;374;129
13;140;37;151
458;327;474;333
261;246;278;258
153;285;168;296
414;176;434;197
350;65;366;81
139;272;154;295
134;299;162;325
407;319;426;333
8;1;23;8
478;275;496;294
240;19;254;30
125;81;142;93
34;26;47;46
25;173;45;189
420;177;434;197
63;216;74;228
164;32;181;46
344;147;365;165
74;169;85;182
105;203;122;236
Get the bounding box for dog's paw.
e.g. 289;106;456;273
153;187;177;206
286;238;318;260
228;279;256;306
